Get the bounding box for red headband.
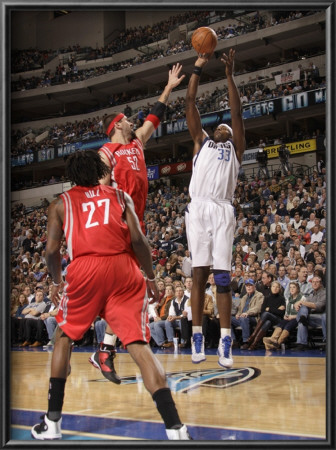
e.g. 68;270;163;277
106;113;125;136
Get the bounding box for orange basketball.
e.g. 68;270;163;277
191;27;218;55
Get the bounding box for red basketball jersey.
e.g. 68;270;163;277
61;185;131;260
99;138;148;230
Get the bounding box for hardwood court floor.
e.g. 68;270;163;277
10;347;326;441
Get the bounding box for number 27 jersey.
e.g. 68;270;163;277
61;185;131;260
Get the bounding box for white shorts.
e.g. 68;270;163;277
185;199;236;270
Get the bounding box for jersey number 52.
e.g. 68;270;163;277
127;156;140;171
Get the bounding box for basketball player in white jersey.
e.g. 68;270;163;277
185;48;246;367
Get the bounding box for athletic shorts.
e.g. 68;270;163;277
56;253;150;346
185;199;235;270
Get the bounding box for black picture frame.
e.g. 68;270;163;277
1;1;335;449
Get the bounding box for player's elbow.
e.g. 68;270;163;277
131;232;146;252
45;247;61;266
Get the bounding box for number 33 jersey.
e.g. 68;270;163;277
189;137;240;202
61;185;132;260
99;139;148;228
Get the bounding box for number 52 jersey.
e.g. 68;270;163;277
99;139;148;227
61;185;132;260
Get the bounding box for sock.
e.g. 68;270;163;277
47;377;66;421
102;333;117;347
220;328;231;339
152;388;182;429
192;326;202;335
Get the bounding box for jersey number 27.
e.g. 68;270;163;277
82;199;110;228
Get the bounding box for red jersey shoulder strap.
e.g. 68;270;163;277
99;144;117;168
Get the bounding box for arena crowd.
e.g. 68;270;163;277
10;157;327;349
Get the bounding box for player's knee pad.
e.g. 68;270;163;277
213;270;231;293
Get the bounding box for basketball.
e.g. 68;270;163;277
191;27;218;55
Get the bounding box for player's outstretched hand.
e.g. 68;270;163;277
167;63;186;89
221;48;235;77
195;52;212;67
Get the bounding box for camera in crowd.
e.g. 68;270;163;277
256;148;268;166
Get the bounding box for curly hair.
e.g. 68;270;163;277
65;150;110;186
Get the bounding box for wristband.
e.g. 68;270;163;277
145;114;160;130
147;276;156;282
193;66;202;76
145;101;167;129
52;281;61;286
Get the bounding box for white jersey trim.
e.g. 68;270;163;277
141;286;148;341
61;191;74;260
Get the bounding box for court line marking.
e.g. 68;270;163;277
12;425;143;440
12;408;325;439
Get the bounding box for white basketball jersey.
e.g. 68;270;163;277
189;137;240;202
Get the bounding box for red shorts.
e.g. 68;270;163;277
56;253;150;346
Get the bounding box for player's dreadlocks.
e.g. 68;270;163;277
65;150;110;186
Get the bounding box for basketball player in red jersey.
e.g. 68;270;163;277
90;63;186;381
31;150;192;441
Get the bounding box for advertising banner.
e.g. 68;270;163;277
147;165;160;181
38;147;54;162
159;160;192;177
274;69;300;85
241;139;317;165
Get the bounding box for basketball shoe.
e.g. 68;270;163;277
166;424;193;440
89;343;121;384
218;335;233;368
191;332;206;363
31;414;62;440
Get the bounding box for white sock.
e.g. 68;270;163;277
220;328;231;339
192;326;202;335
103;333;117;346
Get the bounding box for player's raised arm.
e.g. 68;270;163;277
136;63;185;145
221;49;246;163
185;55;209;156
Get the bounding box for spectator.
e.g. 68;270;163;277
277;265;290;291
231;279;264;349
11;292;29;345
246;280;286;350
149;284;175;347
256;270;273;297
256;241;273;262
22;231;36;256
159;232;175;256
297;266;313;297
161;286;189;348
263;281;304;350
292;276;326;351
310;225;324;243
19;290;48;347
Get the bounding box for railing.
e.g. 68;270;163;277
243;161;311;181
